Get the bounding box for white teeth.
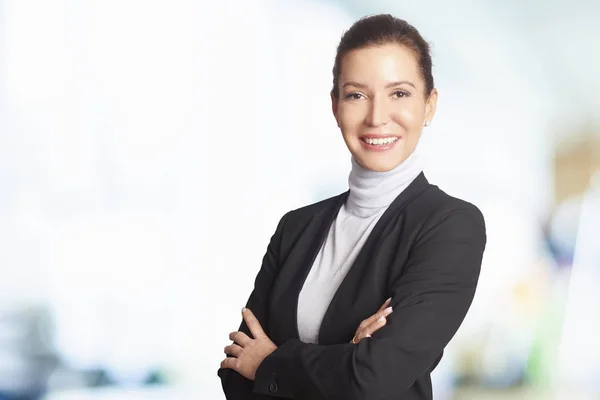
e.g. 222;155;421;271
364;137;398;145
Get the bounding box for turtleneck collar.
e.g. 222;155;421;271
346;151;423;217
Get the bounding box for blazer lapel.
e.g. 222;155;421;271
317;173;432;345
268;192;348;344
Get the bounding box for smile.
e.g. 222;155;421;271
360;136;399;146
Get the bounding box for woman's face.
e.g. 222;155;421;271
332;43;437;172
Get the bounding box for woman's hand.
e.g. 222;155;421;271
351;297;393;344
220;308;277;381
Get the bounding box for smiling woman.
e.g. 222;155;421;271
331;21;437;173
218;14;486;400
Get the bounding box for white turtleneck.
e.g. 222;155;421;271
297;152;424;344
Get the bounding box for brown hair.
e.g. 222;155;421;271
331;14;434;99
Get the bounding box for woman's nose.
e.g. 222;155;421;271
366;97;390;127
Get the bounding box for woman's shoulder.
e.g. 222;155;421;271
419;184;482;215
412;183;486;235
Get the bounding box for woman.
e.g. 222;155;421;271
218;14;486;400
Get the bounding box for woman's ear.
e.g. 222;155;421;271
424;88;438;125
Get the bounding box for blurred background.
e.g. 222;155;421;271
1;0;599;399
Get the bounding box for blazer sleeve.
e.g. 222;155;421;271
217;212;289;400
253;205;487;400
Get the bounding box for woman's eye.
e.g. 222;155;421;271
393;90;410;98
345;93;363;100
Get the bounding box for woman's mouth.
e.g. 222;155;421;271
361;136;399;146
359;135;401;151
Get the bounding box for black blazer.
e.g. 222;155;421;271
218;173;486;400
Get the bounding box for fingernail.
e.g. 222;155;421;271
384;307;393;314
377;316;385;323
242;307;247;313
366;333;371;337
386;297;392;302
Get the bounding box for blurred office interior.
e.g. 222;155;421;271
1;0;599;399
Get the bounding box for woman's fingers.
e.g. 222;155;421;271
224;343;243;358
220;356;239;370
355;312;389;342
356;318;386;342
377;297;392;312
359;305;393;331
242;308;266;339
229;331;252;347
353;301;393;343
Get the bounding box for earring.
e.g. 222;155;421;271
424;121;430;127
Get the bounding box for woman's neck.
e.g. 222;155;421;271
346;152;423;217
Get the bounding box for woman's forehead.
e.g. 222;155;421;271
339;44;423;87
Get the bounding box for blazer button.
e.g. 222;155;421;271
269;382;279;393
